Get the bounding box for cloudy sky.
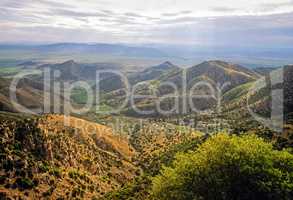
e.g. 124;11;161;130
0;0;293;47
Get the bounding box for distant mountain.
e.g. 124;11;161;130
2;43;293;67
39;60;124;81
102;60;259;97
0;43;168;59
95;61;180;93
44;43;167;57
0;76;70;114
129;61;180;84
253;67;276;76
222;64;293;122
1;59;290;118
187;60;259;89
105;60;261;116
0;60;127;112
0;77;44;113
284;65;293;119
160;60;260;92
17;61;39;67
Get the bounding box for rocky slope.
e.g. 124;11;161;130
0;114;137;199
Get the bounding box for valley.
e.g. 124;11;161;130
0;58;292;200
1;1;293;198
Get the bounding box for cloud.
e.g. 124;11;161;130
162;12;183;17
157;16;199;25
98;17;145;26
211;7;238;12
0;0;293;47
38;0;76;8
126;12;293;46
124;12;146;18
101;10;115;14
260;0;293;11
180;10;193;15
161;10;193;17
51;8;107;18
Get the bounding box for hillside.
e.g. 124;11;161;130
0;112;207;199
253;67;276;76
0;114;137;199
0;77;45;113
96;61;180;93
116;60;261;116
222;64;293;121
128;61;180;84
162;60;260;91
0;60;288;118
0;59;292;200
38;60;124;81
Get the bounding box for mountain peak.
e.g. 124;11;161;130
203;60;229;65
153;61;178;70
194;60;259;80
162;61;174;66
61;60;76;65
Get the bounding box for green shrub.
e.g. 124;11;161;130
38;163;49;173
68;169;85;180
71;187;85;198
43;186;55;197
15;177;34;190
0;175;6;184
49;167;61;178
3;159;14;171
152;133;293;200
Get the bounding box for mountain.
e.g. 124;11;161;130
0;43;168;60
2;44;293;67
1;57;293;200
37;43;167;58
119;60;261;116
39;60;124;81
96;61;180;94
129;61;180;84
284;65;293;119
162;60;260;91
253;67;276;76
0;112;202;199
0;59;289;118
0;60;128;113
222;64;293;122
38;60;130;94
17;61;39;67
0;77;45;113
0;75;74;114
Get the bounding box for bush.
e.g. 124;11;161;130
68;169;86;180
49;167;61;178
38;163;49;173
43;186;55;197
15;177;35;190
152;133;293;200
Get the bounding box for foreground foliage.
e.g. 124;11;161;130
152;134;293;200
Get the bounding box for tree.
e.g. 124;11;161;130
152;133;293;200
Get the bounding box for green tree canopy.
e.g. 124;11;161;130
152;134;293;200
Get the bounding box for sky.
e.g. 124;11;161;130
0;0;293;47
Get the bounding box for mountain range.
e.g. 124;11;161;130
1;43;293;67
0;59;288;117
0;58;292;199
